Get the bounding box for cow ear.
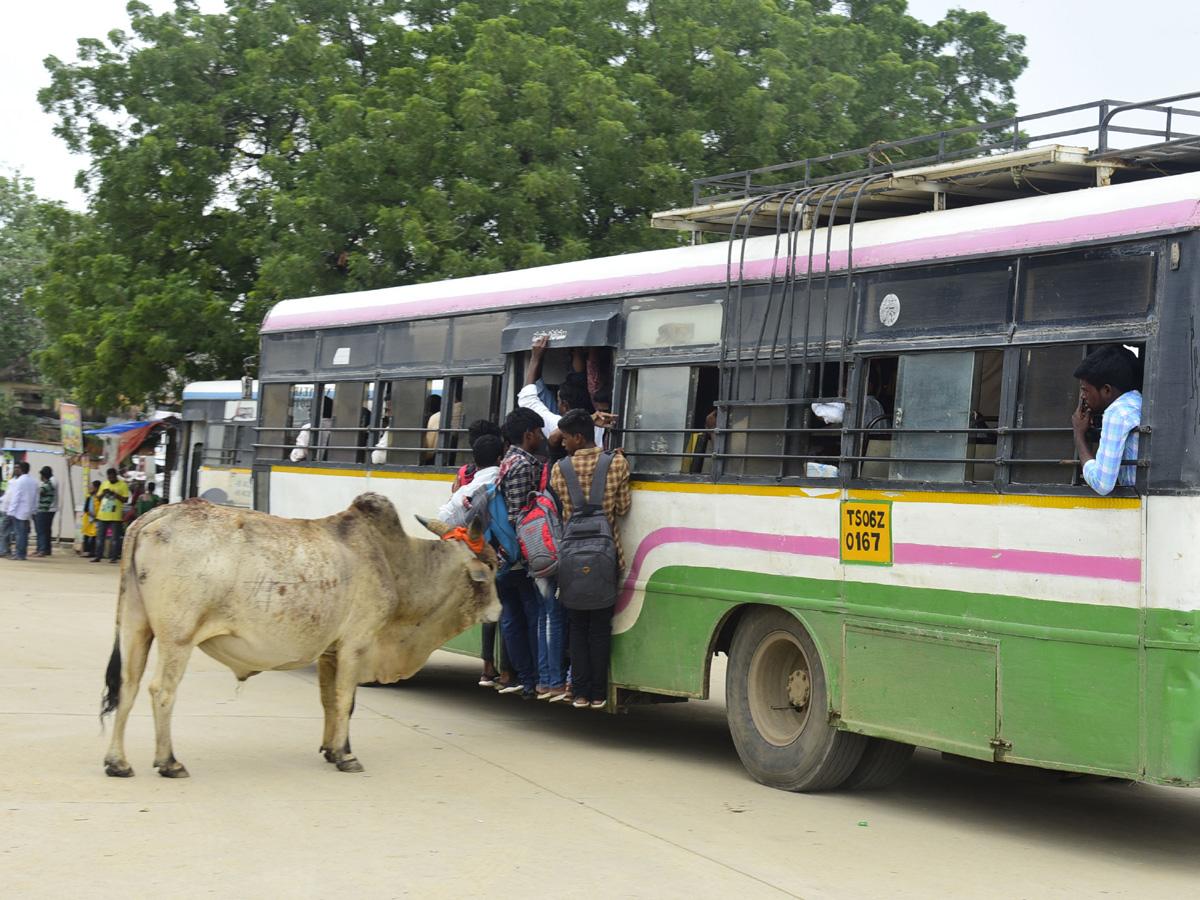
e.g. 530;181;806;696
467;560;491;583
466;517;485;543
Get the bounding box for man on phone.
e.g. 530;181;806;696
1070;345;1142;496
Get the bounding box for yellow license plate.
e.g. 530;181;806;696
841;500;893;565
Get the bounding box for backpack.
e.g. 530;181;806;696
463;482;521;580
556;452;620;610
516;480;563;578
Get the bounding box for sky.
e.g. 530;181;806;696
2;0;1198;209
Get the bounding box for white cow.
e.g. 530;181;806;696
101;493;499;778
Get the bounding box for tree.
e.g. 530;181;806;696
33;0;1025;407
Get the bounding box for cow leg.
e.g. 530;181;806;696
103;621;153;778
148;641;194;778
317;652;339;762
323;654;364;773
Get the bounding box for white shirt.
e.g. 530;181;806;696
516;382;605;446
435;465;499;527
5;473;39;520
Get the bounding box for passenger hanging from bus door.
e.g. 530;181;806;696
1071;344;1143;495
518;337;616;460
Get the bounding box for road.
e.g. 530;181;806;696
3;553;1199;899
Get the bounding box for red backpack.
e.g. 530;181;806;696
515;464;563;578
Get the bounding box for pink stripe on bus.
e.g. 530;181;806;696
263;198;1200;332
615;527;1141;613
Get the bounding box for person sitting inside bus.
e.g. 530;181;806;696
1071;344;1142;495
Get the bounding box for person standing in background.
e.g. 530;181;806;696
92;468;130;564
4;462;39;561
30;467;57;557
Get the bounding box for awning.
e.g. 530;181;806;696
501;307;620;355
84;420;173;466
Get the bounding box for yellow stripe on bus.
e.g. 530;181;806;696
630;480;1139;510
200;467;252;474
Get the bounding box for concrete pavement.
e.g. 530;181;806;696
4;551;1200;899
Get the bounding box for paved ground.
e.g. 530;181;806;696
4;551;1200;899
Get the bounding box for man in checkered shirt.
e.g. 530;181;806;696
550;408;632;708
1071;345;1142;496
493;407;545;698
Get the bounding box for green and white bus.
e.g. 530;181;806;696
250;98;1200;792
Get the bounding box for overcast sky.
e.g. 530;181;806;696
2;0;1197;208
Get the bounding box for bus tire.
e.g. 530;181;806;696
726;607;866;792
841;738;915;790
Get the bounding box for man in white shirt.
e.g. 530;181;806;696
434;435;504;527
4;462;39;561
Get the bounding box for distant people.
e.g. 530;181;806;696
30;466;57;558
4;462;38;561
291;396;334;462
0;485;14;558
92;468;130;564
135;482;165;519
81;480;101;558
1071;344;1143;495
550;408;632;710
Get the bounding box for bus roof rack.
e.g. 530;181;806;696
652;92;1200;236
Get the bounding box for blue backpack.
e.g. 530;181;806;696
465;482;521;579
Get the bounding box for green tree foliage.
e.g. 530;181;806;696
0;171;74;373
33;0;1025;407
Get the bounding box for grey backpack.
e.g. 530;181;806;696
556;452;619;610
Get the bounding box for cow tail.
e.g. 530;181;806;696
101;519;142;723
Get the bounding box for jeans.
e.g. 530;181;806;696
496;569;539;690
480;621;510;671
534;576;567;689
34;511;55;555
96;520;124;561
12;518;31;560
567;605;614;703
0;515;13;556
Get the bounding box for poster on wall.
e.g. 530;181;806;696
1;449;26;492
60;403;83;455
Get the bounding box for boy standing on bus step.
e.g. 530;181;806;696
1071;344;1143;496
495;408;546;699
551;408;632;709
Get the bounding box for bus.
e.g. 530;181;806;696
250;96;1200;792
175;380;259;508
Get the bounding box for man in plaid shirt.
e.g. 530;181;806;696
550;408;632;709
493;407;545;698
1071;344;1142;496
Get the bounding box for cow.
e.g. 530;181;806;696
100;493;500;778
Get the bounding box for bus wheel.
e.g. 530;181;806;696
841;738;914;790
726;607;866;791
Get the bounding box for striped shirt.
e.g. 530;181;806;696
1082;390;1141;495
550;447;632;570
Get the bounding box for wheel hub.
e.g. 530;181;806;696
786;669;810;708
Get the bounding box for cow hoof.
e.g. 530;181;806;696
336;757;364;773
105;761;134;778
157;762;190;779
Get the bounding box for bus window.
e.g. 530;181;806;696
286;384;317;461
377;378;437;466
445;375;501;468
326;382;369;464
1010;343;1143;486
879;350;1001;483
258;383;291;460
624;366;718;475
1019;245;1156;324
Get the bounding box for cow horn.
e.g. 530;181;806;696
417;516;452;537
